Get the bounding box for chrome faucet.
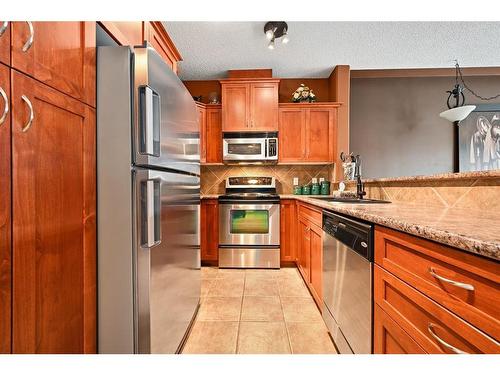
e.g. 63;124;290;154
354;155;366;200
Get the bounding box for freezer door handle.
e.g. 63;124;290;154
139;85;161;157
140;179;161;248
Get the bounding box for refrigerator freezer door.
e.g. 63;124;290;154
134;167;201;354
133;46;200;175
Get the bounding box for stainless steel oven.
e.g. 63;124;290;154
223;132;278;164
218;177;280;268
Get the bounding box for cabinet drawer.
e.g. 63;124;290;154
374;304;426;354
374;265;500;354
297;202;322;228
375;226;500;341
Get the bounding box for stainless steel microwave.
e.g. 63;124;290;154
222;132;278;164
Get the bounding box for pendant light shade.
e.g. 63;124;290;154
439;105;476;123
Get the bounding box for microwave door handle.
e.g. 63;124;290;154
141;179;161;248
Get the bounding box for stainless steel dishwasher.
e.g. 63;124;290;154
322;210;373;354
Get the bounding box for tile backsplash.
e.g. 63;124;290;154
201;164;335;195
343;177;500;212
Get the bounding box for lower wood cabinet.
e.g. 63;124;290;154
374;304;425;354
0;62;11;354
11;70;96;353
201;199;218;262
280;199;296;263
374;226;500;354
296;202;323;307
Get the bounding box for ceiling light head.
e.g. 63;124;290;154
264;21;289;48
267;38;275;50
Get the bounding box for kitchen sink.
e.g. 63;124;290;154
313;197;391;204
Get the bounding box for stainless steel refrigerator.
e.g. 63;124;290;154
97;45;201;354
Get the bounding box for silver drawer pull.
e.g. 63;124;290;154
0;86;8;125
0;22;8;37
22;21;34;52
21;95;34;132
428;267;474;291
427;323;468;354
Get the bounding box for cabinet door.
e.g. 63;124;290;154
306;108;335;162
197;104;206;163
298;218;310;282
201;199;219;262
222;83;249;131
0;63;11;354
0;21;10;66
250;82;278;131
147;22;179;74
280;200;296;262
11;22;96;107
309;223;323;306
205;107;222;163
279;108;306;162
11;71;96;353
374;304;426;354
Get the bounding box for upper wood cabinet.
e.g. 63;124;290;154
221;79;279;132
205;105;222;163
99;21;182;74
279;103;339;164
11;22;96;107
11;70;96;353
198;103;222;164
0;21;10;66
280;200;297;263
0;63;11;354
197;103;206;163
201;199;219;262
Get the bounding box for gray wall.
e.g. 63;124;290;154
350;75;500;179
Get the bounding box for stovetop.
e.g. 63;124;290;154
220;176;279;202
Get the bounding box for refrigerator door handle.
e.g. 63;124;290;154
141;179;161;248
139;85;161;157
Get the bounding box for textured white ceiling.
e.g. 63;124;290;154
163;21;500;80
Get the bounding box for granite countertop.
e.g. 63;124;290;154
283;195;500;261
203;193;500;261
342;170;500;184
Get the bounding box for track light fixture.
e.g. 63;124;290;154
264;22;289;49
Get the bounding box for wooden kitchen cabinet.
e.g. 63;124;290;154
296;202;323;307
0;21;10;66
309;223;323;305
280;200;297;263
201;199;219;262
197;103;206;163
221;79;279;132
374;304;426;354
11;21;96;107
0;63;11;354
99;22;181;74
205;105;222;163
374;265;499;354
198;103;222;164
279;103;339;163
11;70;96;353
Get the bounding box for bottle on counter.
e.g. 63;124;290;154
320;178;331;195
311;177;320;195
301;184;311;195
293;177;302;195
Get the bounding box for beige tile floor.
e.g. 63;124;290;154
182;267;337;354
